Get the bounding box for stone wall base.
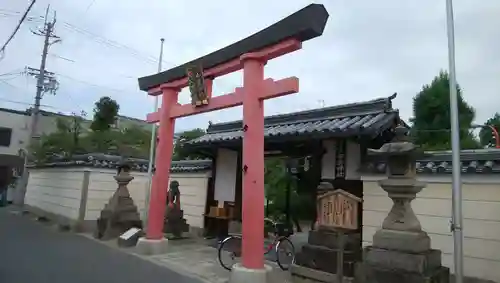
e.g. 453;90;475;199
361;264;449;283
290;264;353;283
22;204;90;232
23;204;207;238
358;246;449;283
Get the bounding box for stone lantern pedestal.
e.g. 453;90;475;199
359;126;449;283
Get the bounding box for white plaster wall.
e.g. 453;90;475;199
345;140;361;180
85;169;211;229
321;139;336;179
214;148;237;203
25;168;85;220
363;176;500;282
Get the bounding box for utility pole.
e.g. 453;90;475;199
144;38;165;227
29;5;60;146
445;0;464;282
14;6;60;207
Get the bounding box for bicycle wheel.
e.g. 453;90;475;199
218;236;242;271
275;237;295;271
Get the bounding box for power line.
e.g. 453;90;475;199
0;80;81;115
61;22;162;65
3;10;172;66
0;79;31;94
0;0;36;59
2;10;238;91
49;53;75;62
0;69;24;78
0;96;62;110
56;73;137;94
84;0;97;13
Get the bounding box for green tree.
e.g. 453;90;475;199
410;71;480;150
29;114;87;162
264;158;316;232
31;106;154;162
479;113;500;148
117;126;153;158
88;96;120;153
90;96;120;132
172;128;206;160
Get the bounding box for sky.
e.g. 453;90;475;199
0;0;499;132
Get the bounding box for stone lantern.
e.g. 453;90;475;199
360;125;449;283
94;160;143;240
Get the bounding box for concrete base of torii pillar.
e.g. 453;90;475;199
136;237;169;255
229;264;273;283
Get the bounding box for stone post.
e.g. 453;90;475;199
360;126;449;283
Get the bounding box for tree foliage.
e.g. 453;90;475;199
264;158;316;232
31;96;156;162
172;128;206;160
410;71;480;150
90;96;120;132
479;113;500;148
30;113;88;162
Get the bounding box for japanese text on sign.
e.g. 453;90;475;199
317;190;360;230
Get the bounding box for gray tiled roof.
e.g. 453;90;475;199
28;153;212;173
362;149;500;174
190;94;400;145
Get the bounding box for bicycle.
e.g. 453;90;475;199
217;217;295;271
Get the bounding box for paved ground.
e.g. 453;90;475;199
144;243;293;283
132;231;309;283
0;207;203;283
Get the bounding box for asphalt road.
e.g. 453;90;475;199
0;208;202;283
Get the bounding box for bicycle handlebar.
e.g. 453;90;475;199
264;217;277;226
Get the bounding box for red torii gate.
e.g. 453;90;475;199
138;3;328;274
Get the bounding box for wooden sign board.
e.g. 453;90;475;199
186;64;209;107
317;189;362;231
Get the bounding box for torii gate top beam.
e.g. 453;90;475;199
137;3;329;92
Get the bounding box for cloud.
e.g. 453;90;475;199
1;0;499;132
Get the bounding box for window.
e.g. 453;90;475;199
0;127;12;147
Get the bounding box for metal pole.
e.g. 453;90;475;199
285;177;291;225
144;38;165;227
30;10;52;147
445;0;464;282
336;231;344;283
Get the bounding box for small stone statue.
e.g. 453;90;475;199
167;180;181;210
164;180;189;238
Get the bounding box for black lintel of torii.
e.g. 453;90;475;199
137;3;329;91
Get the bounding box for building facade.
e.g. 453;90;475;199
0;107;151;156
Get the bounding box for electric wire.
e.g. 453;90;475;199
0;1;37;57
2;9;238;91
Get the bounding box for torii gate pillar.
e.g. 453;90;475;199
240;54;266;269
